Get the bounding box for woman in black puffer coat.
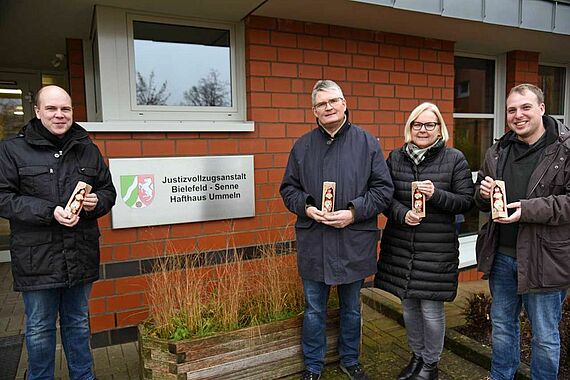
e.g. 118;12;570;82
375;102;474;380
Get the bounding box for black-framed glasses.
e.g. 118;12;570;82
411;122;439;131
313;97;344;111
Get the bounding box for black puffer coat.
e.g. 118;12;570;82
0;119;116;291
375;142;474;301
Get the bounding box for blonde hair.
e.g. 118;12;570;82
403;102;449;144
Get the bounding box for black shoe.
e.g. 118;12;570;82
410;362;438;380
300;370;321;380
397;354;424;380
340;363;370;380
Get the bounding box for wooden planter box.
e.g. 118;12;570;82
139;309;340;379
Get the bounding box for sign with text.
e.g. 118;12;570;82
109;156;255;229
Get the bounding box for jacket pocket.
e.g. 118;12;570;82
77;166;98;186
540;237;570;288
18;165;53;198
76;229;101;269
10;231;53;276
475;221;495;275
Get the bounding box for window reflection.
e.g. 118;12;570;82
539;65;565;116
454;118;494;235
0;89;24;140
454;118;493;172
133;21;232;107
0;88;24;251
454;57;495;114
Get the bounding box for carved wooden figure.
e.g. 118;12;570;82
411;181;426;217
321;182;336;213
65;181;92;215
491;180;508;219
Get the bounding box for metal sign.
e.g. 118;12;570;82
109;155;255;229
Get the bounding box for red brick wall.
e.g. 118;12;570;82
506;50;539;93
86;16;455;334
66;38;87;122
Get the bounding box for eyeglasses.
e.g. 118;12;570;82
411;122;439;131
313;97;344;111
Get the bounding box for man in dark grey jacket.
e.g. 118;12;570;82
280;80;394;380
0;86;116;380
474;83;570;380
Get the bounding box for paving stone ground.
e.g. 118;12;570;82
2;260;492;380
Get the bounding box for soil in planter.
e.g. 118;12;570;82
457;292;570;379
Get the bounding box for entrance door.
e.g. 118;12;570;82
0;73;36;262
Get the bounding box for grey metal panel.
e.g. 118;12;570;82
484;0;520;27
554;3;570;34
394;0;442;15
521;0;555;32
442;0;483;21
351;0;395;6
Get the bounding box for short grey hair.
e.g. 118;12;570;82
311;80;344;105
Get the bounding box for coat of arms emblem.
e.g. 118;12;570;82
120;175;155;208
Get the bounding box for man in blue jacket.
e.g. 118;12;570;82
280;80;394;380
0;85;116;380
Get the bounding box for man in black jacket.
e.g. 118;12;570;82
0;85;116;380
281;80;393;380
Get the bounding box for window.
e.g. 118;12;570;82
88;6;251;131
453;56;498;236
131;20;232;109
539;64;566;122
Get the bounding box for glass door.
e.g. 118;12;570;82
0;74;35;262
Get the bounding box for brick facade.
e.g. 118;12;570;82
506;50;540;94
66;38;87;122
77;17;548;345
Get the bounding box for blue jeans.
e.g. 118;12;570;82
489;254;567;380
302;278;363;374
22;283;95;380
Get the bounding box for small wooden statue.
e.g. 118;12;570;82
321;182;336;213
491;180;508;219
65;181;92;215
411;181;426;217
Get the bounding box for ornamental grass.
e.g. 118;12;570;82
143;239;304;341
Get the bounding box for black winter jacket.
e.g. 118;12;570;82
281;116;394;285
375;142;474;301
0;119;116;291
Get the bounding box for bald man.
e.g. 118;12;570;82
0;85;116;380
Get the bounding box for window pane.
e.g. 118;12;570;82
539;65;565;116
454;57;495;114
0;89;24;140
454;118;494;235
0;88;25;251
133;21;232;107
453;118;493;172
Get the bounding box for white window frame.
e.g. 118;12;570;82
85;6;252;132
453;52;506;268
538;62;569;124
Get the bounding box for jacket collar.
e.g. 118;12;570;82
19;118;89;150
316;109;352;140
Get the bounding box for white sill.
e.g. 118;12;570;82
81;120;255;132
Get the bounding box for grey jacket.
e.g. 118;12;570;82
280;116;394;285
474;115;570;293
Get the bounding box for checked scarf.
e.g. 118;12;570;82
405;138;443;166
